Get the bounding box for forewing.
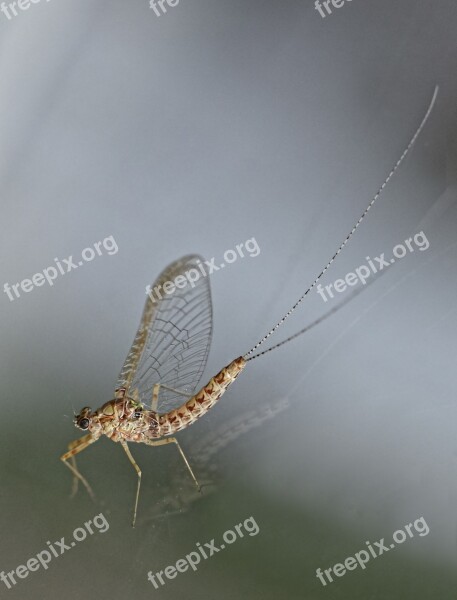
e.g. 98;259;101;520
116;255;213;413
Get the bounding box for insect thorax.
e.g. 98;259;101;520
92;398;160;442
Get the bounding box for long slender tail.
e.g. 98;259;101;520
158;357;247;436
243;85;439;359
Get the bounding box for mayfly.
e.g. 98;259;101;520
62;87;438;526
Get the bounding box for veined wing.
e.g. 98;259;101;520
116;255;213;413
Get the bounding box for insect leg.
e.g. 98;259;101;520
151;383;160;412
159;384;190;397
145;437;201;492
120;441;142;528
151;383;190;411
61;434;98;500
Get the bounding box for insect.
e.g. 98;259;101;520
61;87;438;526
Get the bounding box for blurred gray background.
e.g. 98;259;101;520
0;0;456;598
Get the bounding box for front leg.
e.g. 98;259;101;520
61;434;99;500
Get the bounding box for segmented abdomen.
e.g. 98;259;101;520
158;356;246;436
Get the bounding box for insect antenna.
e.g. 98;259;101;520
244;85;439;360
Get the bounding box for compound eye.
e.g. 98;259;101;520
134;410;142;419
79;418;90;430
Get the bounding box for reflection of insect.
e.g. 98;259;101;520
61;87;438;526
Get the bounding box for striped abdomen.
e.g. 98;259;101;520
158;356;246;436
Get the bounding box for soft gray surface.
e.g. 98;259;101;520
0;1;456;598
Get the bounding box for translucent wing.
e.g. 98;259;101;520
116;255;213;414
